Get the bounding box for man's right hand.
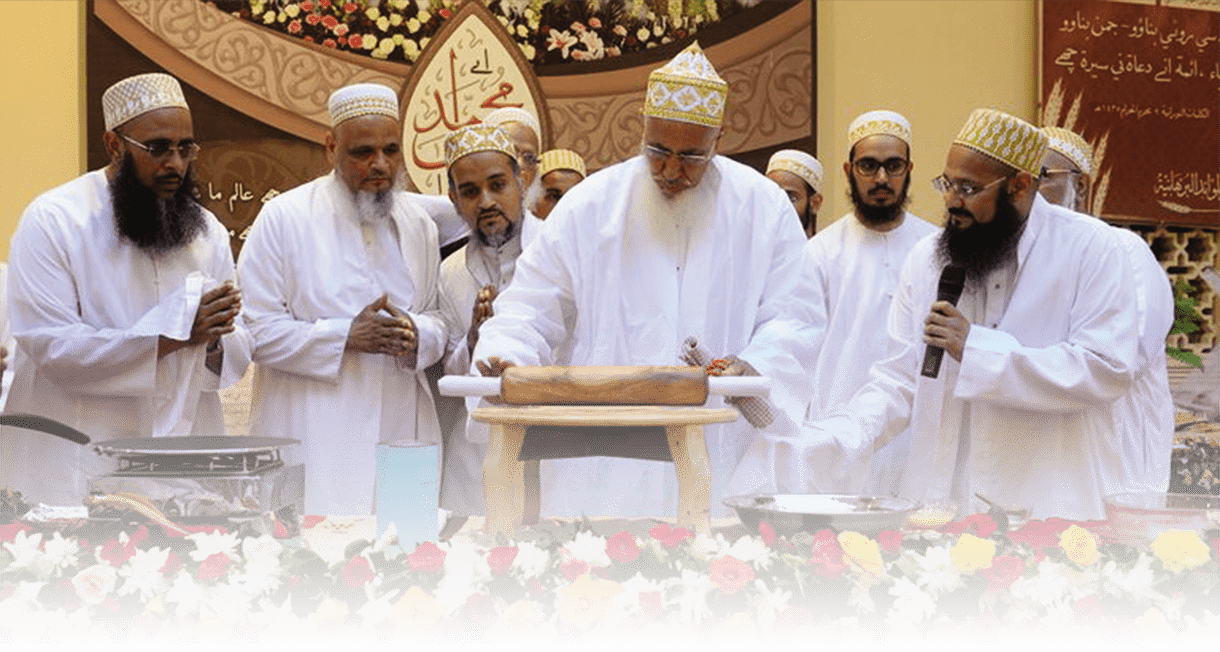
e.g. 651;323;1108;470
474;355;513;404
467;284;497;355
158;281;241;358
346;294;418;357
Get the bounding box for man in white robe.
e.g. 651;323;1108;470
484;107;544;212
1040;126;1174;492
238;84;446;515
802;112;937;495
750;109;1140;520
532;149;587;220
765;149;823;238
471;43;825;517
436;125;544;516
3;73;251;504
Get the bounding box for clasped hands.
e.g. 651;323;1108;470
158;280;241;359
346;294;419;367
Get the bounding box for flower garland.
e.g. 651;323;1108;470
2;514;1218;637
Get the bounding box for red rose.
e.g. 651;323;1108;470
338;36;348;46
878;530;903;554
982;554;1025;592
440;8;452;18
465;592;496;622
161;551;182;577
758;521;777;547
303;515;326;528
129;526;150;546
638;590;662;619
341;555;375;587
348;35;363;48
0;522;33;543
649;523;693;550
487;546;518;576
323;38;337;48
288;19;302;34
560;559;588;580
306;13;322;25
606;531;640;563
1009;519;1073;551
808;529;847;577
963;513;998;538
303;36;315;42
195;553;232;581
321;15;339;29
273;519;291;538
407;541;446;573
709;555;754;595
319;0;331;7
1073;594;1106;622
300;0;314;10
99;539;137;567
343;2;357;12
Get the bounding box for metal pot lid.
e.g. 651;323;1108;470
94;436;301;456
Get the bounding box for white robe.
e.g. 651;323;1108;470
807;195;1140;520
436;211;544;515
237;173;447;515
470;156;825;517
2;170;253;504
803;211;938;494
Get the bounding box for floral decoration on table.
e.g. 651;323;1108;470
205;0;771;65
2;513;1218;636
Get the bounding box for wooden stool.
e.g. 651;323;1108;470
471;405;737;537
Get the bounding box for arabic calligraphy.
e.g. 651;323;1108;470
1093;103;1212;120
1053;48;1214;82
1057;11;1220;50
1154;171;1220;202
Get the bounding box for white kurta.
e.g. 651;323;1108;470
411;192;470;247
238;173;446;515
2;170;253;504
436;211;544;516
804;211;938;494
471;156;825;517
813;195;1140;520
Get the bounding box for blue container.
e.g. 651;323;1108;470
374;441;440;547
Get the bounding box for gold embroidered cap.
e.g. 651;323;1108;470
445;124;517;167
643;42;728;128
766;150;823;193
1041;126;1093;175
848;110;911;147
328;83;399;127
538;149;586;178
102;73;190;131
954;108;1047;176
483;107;541;141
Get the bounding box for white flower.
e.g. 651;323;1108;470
578;29;605;59
71;563;118;605
727;535;771;570
1102;555;1162;602
248;594;302;629
165;572;205;618
357;588;400;626
691;532;728;560
1009;559;1092;608
637;27;650;42
187;530;240;562
433;539;489;612
118;546;171;600
752;577;791;625
886;576;936;627
615;573;665;615
674;568;713;623
199;580;253;624
3;530;44;571
41;532;80;574
562;530;610;567
912;545;963;596
510;541;550;577
372;522;400;556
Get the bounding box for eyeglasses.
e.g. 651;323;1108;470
118;133;201;161
519;152;539;168
1039;166;1081;179
931;174;1010;198
852;157;909;177
642;144;714;167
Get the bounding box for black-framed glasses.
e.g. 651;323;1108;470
1039;166;1081;179
931;174;1010;198
852;157;909;177
642;144;714;167
118;133;200;161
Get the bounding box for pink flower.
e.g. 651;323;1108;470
300;0;315;11
321;15;339;29
878;530;903;554
288;19;302;34
649;523;693;550
303;515;326;528
343;2;357;12
982;555;1025;591
341;555;375;586
99;538;137;567
487;546;518;576
323;38;337;48
758;521;776;547
709;556;754;595
808;529;846;577
161;551;182;578
0;522;33;543
195;553;231;581
348;34;363;48
439;8;452;19
605;531;640;563
560;558;588;580
407;541;446;573
306;13;322;26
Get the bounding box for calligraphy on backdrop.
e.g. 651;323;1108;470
1041;0;1219;226
401;1;549;195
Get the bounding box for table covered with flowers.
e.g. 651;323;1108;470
1;508;1217;646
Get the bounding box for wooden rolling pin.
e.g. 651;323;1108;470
439;366;771;404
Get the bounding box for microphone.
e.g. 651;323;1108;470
920;263;967;379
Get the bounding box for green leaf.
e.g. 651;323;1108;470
1167;347;1204;369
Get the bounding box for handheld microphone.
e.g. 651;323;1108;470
920;263;967;379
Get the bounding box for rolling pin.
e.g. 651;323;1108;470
439;365;770;404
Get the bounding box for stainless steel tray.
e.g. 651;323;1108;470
94;436;300;456
725;493;918;536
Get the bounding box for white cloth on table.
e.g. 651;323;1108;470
741;196;1141;520
436;210;544;516
238;173;447;515
470;156;826;518
802;211;937;495
2;169;252;505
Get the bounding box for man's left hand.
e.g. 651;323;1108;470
924;301;970;362
383;300;419;368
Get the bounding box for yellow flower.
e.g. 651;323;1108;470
1151;529;1211;573
418;11;431;23
390;14;403;26
516;24;528;37
377;17;390;31
497;599;547;630
263;11;276;24
519;43;536;61
391;585;445;628
1058;524;1098;566
408;17;421;33
365;7;380;21
284;4;300;19
313;597;350;626
951;533;996;573
556;574;624;629
837;531;883;576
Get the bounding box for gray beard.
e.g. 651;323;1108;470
523;176;543;215
352;169;406;224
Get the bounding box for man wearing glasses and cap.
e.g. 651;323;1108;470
2;73;252;504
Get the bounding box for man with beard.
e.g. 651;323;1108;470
238;83;446;515
1039;126;1174;493
470;43;824;518
436;125;546;518
483;107;543;211
784;109;1140;519
765;149;823;237
801;111;936;495
531;149;587;220
3;73;251;504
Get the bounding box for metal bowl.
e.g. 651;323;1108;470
1104;492;1220;545
725;493;918;536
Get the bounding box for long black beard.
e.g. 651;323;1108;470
935;186;1027;285
849;173;910;227
110;153;206;257
476;213;519;248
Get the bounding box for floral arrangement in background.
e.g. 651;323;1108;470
205;0;770;65
2;514;1217;636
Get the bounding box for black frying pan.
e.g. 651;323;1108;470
0;413;90;445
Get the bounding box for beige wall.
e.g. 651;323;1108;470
0;0;1038;256
0;0;84;261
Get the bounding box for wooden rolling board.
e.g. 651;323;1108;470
500;366;708;406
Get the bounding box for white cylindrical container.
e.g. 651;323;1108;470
374;441;440;547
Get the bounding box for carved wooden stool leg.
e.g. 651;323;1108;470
666;423;711;536
484;423;527;537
